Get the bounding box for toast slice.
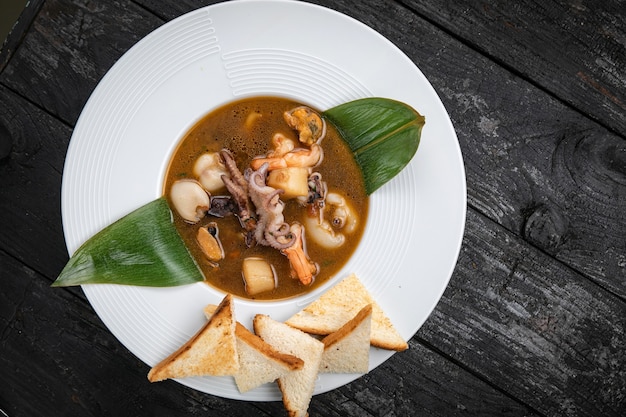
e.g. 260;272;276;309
285;273;408;351
147;294;238;382
234;324;304;393
254;314;324;417
320;304;372;373
204;304;304;393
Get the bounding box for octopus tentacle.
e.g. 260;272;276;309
248;163;295;250
219;149;256;243
220;149;247;187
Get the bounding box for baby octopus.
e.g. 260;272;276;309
248;163;294;250
219;149;257;237
247;162;318;285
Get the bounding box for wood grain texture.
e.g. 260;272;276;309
0;0;625;416
0;85;71;277
0;0;44;71
430;46;626;297
0;0;162;125
0;251;284;417
315;339;540;417
419;210;626;417
400;0;626;135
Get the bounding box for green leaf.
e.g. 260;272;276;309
323;98;425;194
52;197;205;287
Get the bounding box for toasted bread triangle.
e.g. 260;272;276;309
254;314;324;417
234;323;304;393
285;273;408;351
203;304;304;393
320;304;372;373
147;294;238;382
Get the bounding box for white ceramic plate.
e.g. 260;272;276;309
62;0;466;401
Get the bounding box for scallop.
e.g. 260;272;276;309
170;179;210;224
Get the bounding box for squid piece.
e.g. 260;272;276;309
193;152;228;193
169;179;210;224
303;191;358;249
244;111;263;130
281;223;318;285
303;215;345;249
326;192;358;234
283;106;326;145
249;106;326;172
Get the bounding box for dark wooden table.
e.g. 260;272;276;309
1;1;625;416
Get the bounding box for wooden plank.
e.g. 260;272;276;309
0;0;44;72
0;0;163;125
424;38;626;298
0;84;71;278
399;0;626;136
314;339;540;416
418;210;626;417
0;248;538;417
0;251;281;417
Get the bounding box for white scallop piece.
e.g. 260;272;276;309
61;0;466;401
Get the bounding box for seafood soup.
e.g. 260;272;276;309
164;96;368;300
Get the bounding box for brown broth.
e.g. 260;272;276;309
163;96;368;300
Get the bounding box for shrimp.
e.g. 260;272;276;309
250;143;322;171
281;223;318;285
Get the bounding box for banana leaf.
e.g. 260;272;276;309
52;197;204;287
323;98;425;194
